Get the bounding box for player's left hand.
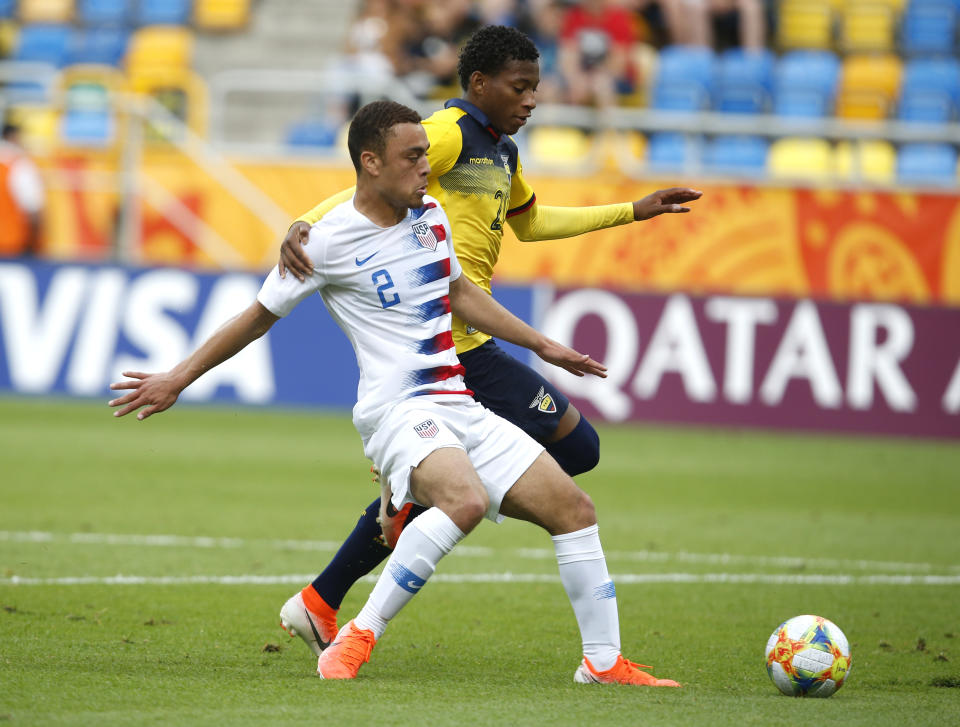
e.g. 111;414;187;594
535;338;607;378
633;187;702;221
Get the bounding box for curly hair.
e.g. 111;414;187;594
457;25;540;91
348;100;422;172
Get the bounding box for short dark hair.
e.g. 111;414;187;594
457;25;539;91
347;100;422;172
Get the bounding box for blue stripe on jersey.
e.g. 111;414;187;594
407;259;450;287
414;330;454;355
409;295;450;323
404;363;465;388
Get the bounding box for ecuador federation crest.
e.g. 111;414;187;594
528;386;557;414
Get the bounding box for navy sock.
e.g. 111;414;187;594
545;415;600;477
311;496;427;610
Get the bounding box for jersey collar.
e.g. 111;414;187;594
445;98;501;141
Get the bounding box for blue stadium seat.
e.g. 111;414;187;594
136;0;191;25
78;0;131;26
652;45;715;113
897;143;958;185
647;132;701;171
14;24;73;66
0;0;15;19
899;57;960;122
703;135;769;175
773;50;839;118
286;120;339;148
714;48;774;114
901;0;957;56
67;27;130;65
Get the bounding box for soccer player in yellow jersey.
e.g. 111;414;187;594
276;26;701;670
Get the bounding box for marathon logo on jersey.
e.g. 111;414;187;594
528;386;557;414
413;221;438;252
414;419;439;438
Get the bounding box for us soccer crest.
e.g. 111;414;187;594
414;419;439;438
528;386;557;414
412;221;438;251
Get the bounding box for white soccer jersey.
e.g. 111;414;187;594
257;194;468;435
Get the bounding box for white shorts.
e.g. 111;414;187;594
362;396;545;523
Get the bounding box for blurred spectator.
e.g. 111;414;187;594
655;0;766;49
558;0;638;108
520;0;565;103
396;0;480;97
343;0;401;83
0;121;44;258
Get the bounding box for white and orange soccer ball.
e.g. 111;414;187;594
765;615;852;697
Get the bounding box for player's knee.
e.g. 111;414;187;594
545;416;600;477
570;488;596;530
445;488;488;533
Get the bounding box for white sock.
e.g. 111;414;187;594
552;524;621;671
354;507;464;639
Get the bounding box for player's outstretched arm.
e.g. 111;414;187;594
507;187;702;242
448;276;606;379
108;301;280;420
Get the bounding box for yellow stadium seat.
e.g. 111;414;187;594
840;2;896;52
528;126;593;165
835;140;896;183
769;137;835;180
126;26;194;77
836;53;901;120
194;0;251;31
18;0;73;23
127;67;208;140
0;20;18;58
778;0;834;50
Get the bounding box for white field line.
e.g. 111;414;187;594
2;530;958;574
3;573;960;587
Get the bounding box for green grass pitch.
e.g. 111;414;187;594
1;396;959;726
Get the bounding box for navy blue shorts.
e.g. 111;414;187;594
458;340;570;444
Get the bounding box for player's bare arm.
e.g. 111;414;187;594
632;187;703;220
448;275;606;379
108;301;280;420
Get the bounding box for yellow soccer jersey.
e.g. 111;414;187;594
298;99;536;353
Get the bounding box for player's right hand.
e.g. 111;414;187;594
108;371;181;421
278;221;314;281
535;338;607;379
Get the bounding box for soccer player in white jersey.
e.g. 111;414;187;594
108;101;680;686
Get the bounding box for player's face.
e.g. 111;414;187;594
476;59;539;135
379;122;431;209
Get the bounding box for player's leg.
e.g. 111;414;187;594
460;341;600;476
317;412;490;679
497;453;680;687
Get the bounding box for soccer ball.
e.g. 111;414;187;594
765;615;851;697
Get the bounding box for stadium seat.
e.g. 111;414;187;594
286;119;340;149
194;0;250;31
773;50;840;117
0;0;15;19
77;0;130;26
126;26;193;76
18;0;74;23
835;140;896;183
67;26;130;65
768;137;834;180
651;45;714;112
714;48;774;114
527;126;593;165
13;23;72;65
777;0;834;50
703;135;769;175
135;0;191;26
897;143;958;186
898;57;960;122
836;54;902;120
839;1;897;53
901;0;958;56
647;132;701;171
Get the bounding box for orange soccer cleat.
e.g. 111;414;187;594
374;465;415;549
316;620;377;680
574;655;681;687
279;586;339;656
